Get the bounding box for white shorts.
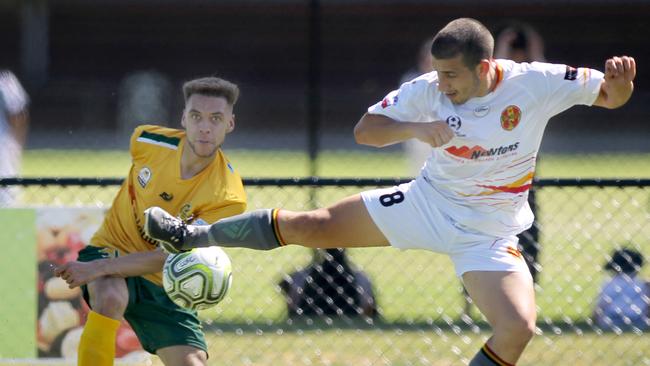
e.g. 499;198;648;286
360;178;530;278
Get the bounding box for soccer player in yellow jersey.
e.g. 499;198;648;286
54;77;247;366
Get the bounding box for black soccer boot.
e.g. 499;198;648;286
144;206;194;253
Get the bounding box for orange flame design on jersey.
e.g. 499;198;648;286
459;171;534;197
445;145;488;159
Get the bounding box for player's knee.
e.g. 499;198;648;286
91;286;128;318
181;350;207;366
495;314;536;343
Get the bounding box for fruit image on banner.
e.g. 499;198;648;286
35;207;146;360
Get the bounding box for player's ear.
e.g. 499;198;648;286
226;114;235;133
181;111;187;129
477;59;490;76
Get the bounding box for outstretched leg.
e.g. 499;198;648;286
277;194;390;248
464;271;536;365
145;194;390;252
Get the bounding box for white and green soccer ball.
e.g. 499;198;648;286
162;246;233;311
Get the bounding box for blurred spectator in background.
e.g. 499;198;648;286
494;22;546;63
117;70;172;142
400;37;434;86
400;38;435;176
593;248;649;331
0;69;30;207
279;248;377;319
494;22;546;283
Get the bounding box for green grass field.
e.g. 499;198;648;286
3;332;647;366
4;149;649;365
21;149;650;178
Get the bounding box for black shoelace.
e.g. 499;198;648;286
164;216;188;244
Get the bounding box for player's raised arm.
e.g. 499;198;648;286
356;76;453;148
354;113;454;148
593;56;636;109
354;113;413;147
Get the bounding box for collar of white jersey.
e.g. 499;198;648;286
489;59;504;93
460;60;504;106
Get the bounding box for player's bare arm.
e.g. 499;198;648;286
593;55;636;109
55;249;168;288
354;112;454;148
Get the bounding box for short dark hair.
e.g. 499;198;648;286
431;18;494;68
182;77;240;106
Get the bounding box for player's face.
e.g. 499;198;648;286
181;94;235;158
432;54;482;105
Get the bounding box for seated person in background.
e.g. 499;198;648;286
279;248;377;319
593;248;649;330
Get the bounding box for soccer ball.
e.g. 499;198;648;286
162;246;233;311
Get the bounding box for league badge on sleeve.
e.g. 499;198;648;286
500;105;521;131
381;94;399;108
137;167;152;188
564;65;578;81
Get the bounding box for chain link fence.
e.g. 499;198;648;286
3;2;649;364
1;178;649;365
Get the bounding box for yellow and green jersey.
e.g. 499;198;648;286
90;125;247;285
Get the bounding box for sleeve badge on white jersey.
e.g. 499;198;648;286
381;94;399;108
564;65;578;81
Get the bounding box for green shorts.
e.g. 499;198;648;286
78;245;207;355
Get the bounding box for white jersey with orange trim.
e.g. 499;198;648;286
368;60;604;237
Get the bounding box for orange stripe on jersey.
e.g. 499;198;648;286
272;209;287;246
505;156;537;170
489;60;504;93
582;68;591;88
482;343;515;366
477;183;532;194
506;246;523;258
475;171;535;195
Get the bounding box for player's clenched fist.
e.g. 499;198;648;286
604;56;636;82
412;121;455;147
595;56;636;109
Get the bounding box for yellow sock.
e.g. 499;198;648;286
77;310;121;366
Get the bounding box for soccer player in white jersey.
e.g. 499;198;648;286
144;18;636;365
